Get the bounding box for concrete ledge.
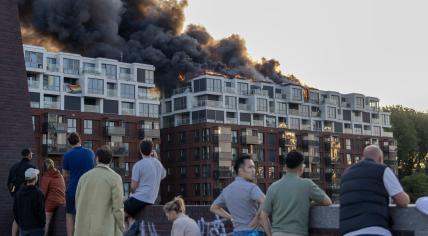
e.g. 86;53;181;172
49;205;427;235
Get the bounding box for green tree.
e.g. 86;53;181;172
401;172;428;203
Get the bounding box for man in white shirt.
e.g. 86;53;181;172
340;145;410;236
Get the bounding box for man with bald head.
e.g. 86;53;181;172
340;144;409;236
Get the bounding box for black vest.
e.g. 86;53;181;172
339;159;390;235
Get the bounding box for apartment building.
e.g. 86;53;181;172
24;44;160;197
160;72;397;203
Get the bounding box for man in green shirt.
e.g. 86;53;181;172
260;151;332;236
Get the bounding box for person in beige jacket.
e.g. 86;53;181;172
74;146;125;236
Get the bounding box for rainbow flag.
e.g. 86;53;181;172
67;84;82;94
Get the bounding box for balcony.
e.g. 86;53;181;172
301;124;311;130
84;104;100;113
252;120;264;126
43;122;68;133
363;130;372;136
105;126;125;136
25;61;43;69
44;101;60;109
344;128;353;134
46;65;59;72
173;87;192;95
311;111;321;117
238;104;250;111
354;128;362;135
251;89;268;97
176;118;190;126
194;100;224;108
275;93;287;100
225;117;237;124
122;108;136;116
372;118;380;124
382;131;393;138
289;109;300;116
352;115;363;123
224;87;235;93
82;68;101;76
213;169;233;179
322;98;339;106
108;143;129;157
43;144;69;155
139;128;160;139
119;73;132;81
28;81;40;89
107;89;117;97
63;68;79;75
241;135;260;145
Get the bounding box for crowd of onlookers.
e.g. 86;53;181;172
8;131;411;236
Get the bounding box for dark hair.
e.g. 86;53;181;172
139;139;153;156
163;196;186;213
96;146;113;164
21;148;31;158
67;132;81;146
233;154;252;174
285;151;304;169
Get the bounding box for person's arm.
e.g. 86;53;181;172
248;185;266;228
309;180;332;206
209;204;233;220
39;176;49;197
130;163;140;193
112;176;125;233
259;210;272;236
384;168;410;207
392;192;410;207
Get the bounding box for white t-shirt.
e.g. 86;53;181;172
344;167;404;236
131;156;166;204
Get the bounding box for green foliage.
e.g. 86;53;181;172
401;172;428;203
383;105;428;177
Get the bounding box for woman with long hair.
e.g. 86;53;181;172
163;196;201;236
40;158;65;236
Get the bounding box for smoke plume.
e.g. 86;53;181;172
18;0;296;89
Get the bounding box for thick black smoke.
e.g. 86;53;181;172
18;0;295;89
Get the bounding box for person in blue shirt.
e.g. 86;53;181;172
62;132;94;236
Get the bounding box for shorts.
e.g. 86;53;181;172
65;194;76;214
124;197;151;218
45;202;64;213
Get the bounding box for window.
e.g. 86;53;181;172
202;165;210;177
309;92;319;104
84;120;93;134
32;116;36;131
63;58;80;75
87;78;104;95
120;67;131;80
120;84;135;99
237;82;249;95
179;149;186;161
257;98;267;112
356;97;364;108
24;51;43;68
257;167;265;178
46;58;57;71
179;132;186;144
139;103;159;118
346;154;352;165
83;141;93;149
194;183;200;196
67;118;77;133
346;139;351;150
174;97;187;111
232;130;238;144
138;87;148;98
289;118;300;129
122;102;135;115
43;75;60;91
207;78;222;92
232;148;237;160
102;63;117;79
145;70;154;84
225;96;236;109
331;95;340;106
327;107;336;119
267;167;275;179
277;102;287;114
194;166;200;178
165;101;172;113
201;183;211;196
179;167;187;178
292;88;302;101
269;149;276;162
300;105;310;117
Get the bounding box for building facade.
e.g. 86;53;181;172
160;72;397;203
24;44;160;197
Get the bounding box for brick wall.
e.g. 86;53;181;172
0;0;36;234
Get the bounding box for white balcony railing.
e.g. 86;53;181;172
353;115;363;123
82;68;101;75
194;100;224;108
28;81;40;89
107;89;117;97
122;108;135;116
44;101;60;109
119;73;132;81
84;105;100;113
173;87;192;95
46;65;59;72
225;118;237;124
289;109;300;116
224;87;235;93
251;89;269;97
63;68;79;75
382;131;393;138
176;118;190;126
252;120;264;126
238;104;251;111
344;128;353;134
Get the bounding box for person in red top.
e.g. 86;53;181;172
40;158;65;236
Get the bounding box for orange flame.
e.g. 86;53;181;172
148;87;161;99
178;72;185;81
20;26;64;52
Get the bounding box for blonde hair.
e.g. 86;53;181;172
163;196;186;214
43;158;55;172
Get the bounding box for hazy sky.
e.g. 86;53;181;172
184;0;427;111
